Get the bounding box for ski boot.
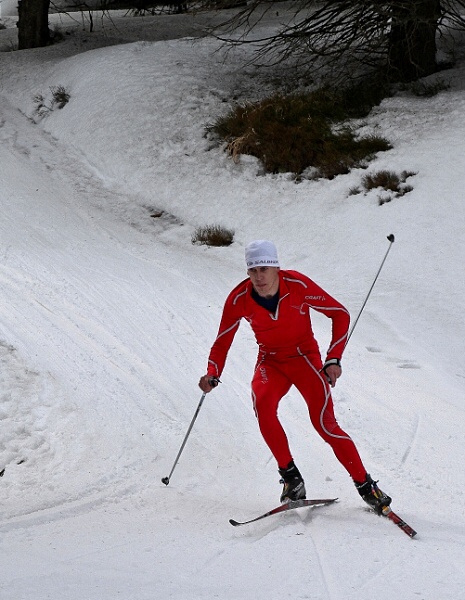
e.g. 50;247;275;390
355;473;392;514
279;460;306;504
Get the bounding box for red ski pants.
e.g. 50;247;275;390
251;350;367;481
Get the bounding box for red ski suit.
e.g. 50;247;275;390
206;269;366;481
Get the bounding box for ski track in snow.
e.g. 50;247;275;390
400;412;421;467
0;95;202;519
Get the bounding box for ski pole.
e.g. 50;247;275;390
161;391;207;486
347;234;395;344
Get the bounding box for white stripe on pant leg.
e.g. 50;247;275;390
297;348;352;441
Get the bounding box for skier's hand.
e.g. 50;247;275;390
323;364;342;388
198;374;220;393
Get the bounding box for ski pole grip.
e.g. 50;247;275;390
209;377;220;388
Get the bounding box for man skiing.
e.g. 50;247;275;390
199;240;391;513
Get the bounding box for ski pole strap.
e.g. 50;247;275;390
209;377;221;388
323;358;341;371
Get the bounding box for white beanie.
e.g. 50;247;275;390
245;240;280;269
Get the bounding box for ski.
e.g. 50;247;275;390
380;505;417;538
229;497;416;537
229;498;338;527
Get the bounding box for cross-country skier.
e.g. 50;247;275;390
199;239;391;512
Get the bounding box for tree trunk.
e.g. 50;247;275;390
388;0;441;82
17;0;51;50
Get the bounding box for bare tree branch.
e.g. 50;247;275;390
204;0;465;82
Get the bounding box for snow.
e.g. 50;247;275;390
1;9;465;599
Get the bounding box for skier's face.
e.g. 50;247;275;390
247;266;280;298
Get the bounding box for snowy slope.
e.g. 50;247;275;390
1;10;465;600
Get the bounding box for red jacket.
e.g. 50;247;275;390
207;269;350;378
